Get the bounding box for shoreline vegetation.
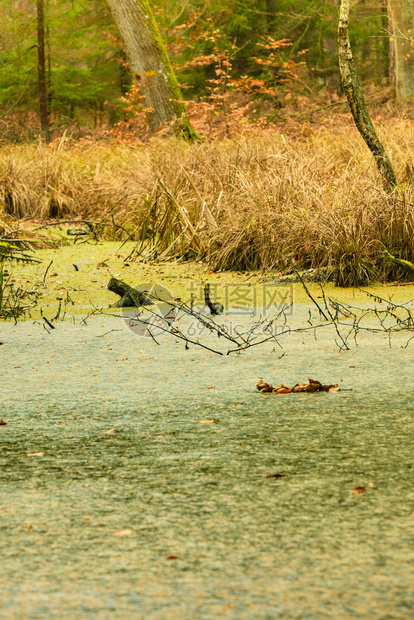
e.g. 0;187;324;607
2;243;414;322
2;115;414;306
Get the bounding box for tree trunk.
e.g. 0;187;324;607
265;0;276;31
105;0;199;140
108;277;152;307
387;1;396;82
47;24;52;117
380;0;390;79
37;0;50;143
338;0;397;189
388;0;414;99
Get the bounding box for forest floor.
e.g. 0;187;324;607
1;244;414;618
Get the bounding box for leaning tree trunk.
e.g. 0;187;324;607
388;0;414;99
105;0;199;141
37;0;50;143
338;0;397;190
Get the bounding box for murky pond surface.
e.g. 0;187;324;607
1;302;414;619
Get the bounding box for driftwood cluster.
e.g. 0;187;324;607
256;378;340;394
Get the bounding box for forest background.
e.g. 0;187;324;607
1;0;414;285
0;0;400;139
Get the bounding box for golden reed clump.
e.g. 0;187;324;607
1;119;414;284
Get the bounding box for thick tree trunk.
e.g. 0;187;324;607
37;0;50;143
105;0;199;140
388;0;414;99
338;0;397;189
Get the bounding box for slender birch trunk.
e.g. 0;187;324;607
338;0;397;189
105;0;199;141
388;0;414;99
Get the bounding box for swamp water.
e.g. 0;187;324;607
1;302;414;619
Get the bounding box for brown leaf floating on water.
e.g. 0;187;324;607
256;380;275;393
274;385;292;394
350;486;366;494
291;382;313;393
292;378;324;393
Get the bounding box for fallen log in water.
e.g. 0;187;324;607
108;277;152;307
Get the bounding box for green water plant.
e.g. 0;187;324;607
0;239;40;319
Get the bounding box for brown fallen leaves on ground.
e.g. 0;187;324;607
256;378;340;394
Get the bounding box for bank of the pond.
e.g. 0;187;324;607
2;129;414;280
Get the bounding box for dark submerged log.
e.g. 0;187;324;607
108;277;152;307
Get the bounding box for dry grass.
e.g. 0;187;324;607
2;118;414;284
